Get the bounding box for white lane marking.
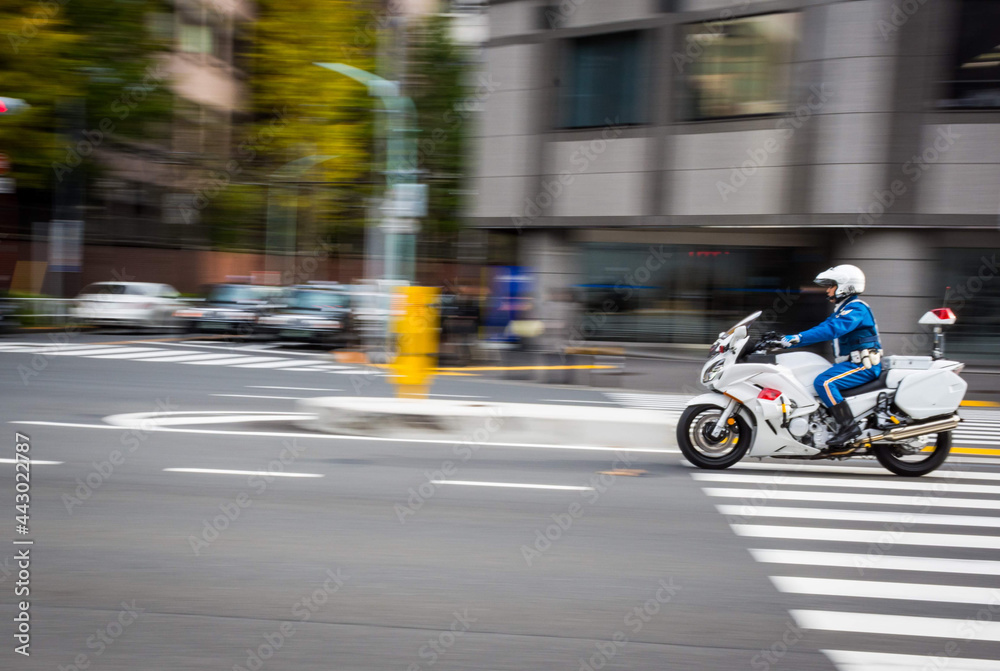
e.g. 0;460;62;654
792;610;1000;642
705;487;1000;511
427;394;488;399
106;413;312;427
132;352;245;363
248;386;342;392
539;399;619;404
749;548;1000;576
732;524;1000;550
146;341;326;357
279;366;334;372
722;462;1000;482
235;360;315;368
42;347;137;357
212;394;304;401
823;649;1000;671
0;458;62;465
11;421;678;453
950;456;1000;465
718;504;1000;529
85;349;171;359
431;480;593;491
164;468;322;478
181;355;276;366
772;576;1000;605
693;472;1000;496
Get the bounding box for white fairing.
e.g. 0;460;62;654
894;370;967;419
775;351;831;393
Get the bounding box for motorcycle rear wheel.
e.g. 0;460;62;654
874;431;951;476
677;404;752;469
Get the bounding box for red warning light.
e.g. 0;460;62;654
0;100;7;113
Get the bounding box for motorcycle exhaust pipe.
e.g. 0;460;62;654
853;414;962;446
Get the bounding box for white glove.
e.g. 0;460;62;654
779;335;800;348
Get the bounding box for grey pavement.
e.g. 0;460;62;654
0;333;998;669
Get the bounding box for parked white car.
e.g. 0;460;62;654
72;282;182;329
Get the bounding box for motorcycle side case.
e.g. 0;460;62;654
893;369;967;419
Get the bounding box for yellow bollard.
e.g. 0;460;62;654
390;286;439;399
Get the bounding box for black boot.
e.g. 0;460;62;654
827;402;861;447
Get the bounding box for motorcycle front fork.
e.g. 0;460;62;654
709;398;739;440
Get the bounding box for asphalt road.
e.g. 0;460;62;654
1;333;1000;670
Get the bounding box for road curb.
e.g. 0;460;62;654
296;397;676;449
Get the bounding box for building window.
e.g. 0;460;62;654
677;13;798;121
560;31;646;129
938;0;1000;109
179;21;213;54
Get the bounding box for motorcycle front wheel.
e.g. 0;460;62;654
874;431;952;476
677;404;752;469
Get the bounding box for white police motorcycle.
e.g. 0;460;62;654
677;309;966;476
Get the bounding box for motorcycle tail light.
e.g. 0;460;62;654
758;388;782;401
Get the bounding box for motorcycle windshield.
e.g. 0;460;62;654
726;310;762;336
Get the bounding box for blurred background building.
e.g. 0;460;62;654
468;0;1000;355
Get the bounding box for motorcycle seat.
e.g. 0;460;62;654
842;370;890;397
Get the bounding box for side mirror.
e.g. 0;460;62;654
918;308;956;326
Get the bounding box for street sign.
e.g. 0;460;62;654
49;220;83;272
381;183;427;219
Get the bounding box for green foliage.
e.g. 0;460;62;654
0;0;171;189
407;14;472;236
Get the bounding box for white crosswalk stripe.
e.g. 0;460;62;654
0;342;383;377
607;391;1000;450
691;464;1000;670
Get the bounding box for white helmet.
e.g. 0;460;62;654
814;264;865;300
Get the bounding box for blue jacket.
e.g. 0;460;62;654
793;296;882;362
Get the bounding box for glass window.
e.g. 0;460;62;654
938;1;1000;109
560;31;646;128
289;290;347;310
79;283;126;296
179;22;213;54
678;13;799;121
937;249;1000;357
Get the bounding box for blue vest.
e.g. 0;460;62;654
833;298;881;360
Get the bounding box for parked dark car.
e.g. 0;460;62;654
174;284;284;334
256;285;354;346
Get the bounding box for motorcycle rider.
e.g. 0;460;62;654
777;265;882;447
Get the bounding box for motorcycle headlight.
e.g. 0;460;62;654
702;359;725;385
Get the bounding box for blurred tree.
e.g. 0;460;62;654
241;0;376;243
0;0;171;190
407;13;472;241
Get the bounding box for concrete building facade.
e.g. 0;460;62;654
468;0;1000;356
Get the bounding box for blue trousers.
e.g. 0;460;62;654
814;361;881;407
